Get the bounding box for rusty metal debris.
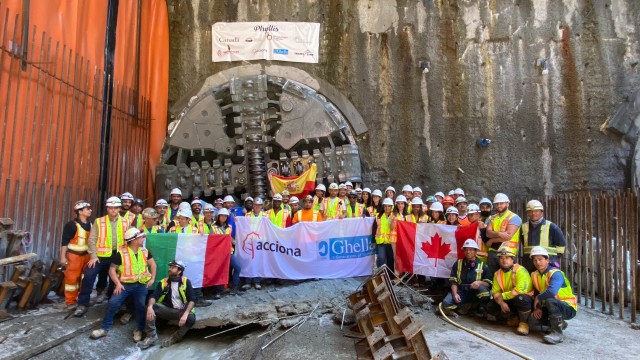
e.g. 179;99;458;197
348;267;443;360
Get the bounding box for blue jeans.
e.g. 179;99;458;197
102;282;147;331
77;258;111;307
230;254;241;289
376;243;394;273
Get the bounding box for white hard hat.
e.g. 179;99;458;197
203;203;215;212
430;202;444;212
316;184;326;192
395;195;408;203
124;228;145;242
289;196;299;204
338;183;346;189
106;196;122;207
170;188;182;196
329;183;339;190
179;202;191;211
245;196;254;203
526;200;544;211
402;185;413;192
529;246;549;258
223;195;235;203
372;189;383;197
412;187;422;193
214;198;224;204
176;209;193;218
254;197;264;205
217;208;230;217
355;188;363;193
493;193;510;203
273;194;283;201
382;198;394;206
454;188;465;196
74;200;91;210
191;198;202;206
434;192;445;198
385;186;396;193
155;199;168;207
411;197;424;206
303;195;313;201
479;197;493;207
446;207;459;215
362;187;372;194
455;196;468;205
448;190;455;196
467;204;480;214
142;208;159;219
120;192;134;201
345;181;353;187
462;239;480;250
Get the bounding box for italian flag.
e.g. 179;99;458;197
395;222;479;278
146;233;231;288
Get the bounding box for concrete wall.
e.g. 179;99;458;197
166;0;640;199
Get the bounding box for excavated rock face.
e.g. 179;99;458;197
167;0;640;198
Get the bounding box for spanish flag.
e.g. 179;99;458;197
268;163;317;197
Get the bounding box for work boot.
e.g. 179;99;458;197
90;329;108;339
195;298;212;307
517;322;529;336
457;303;472;315
73;305;88;317
137;334;158;349
229;287;239;296
543;315;565;344
241;284;251;290
95;290;106;305
254;283;262;290
133;330;143;342
161;326;189;348
506;316;520;327
120;313;133;325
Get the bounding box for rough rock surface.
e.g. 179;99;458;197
166;0;640;197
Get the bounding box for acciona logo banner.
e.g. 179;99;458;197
212;22;320;63
235;217;374;279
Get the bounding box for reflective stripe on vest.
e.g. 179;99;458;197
323;198;342;219
96;216;126;257
532;268;577;311
157;277;195;313
171;225;199;234
268;209;289;228
140;225;161;234
406;213;428;223
346;203;365;218
522;222;562;255
67;222;90;252
118;247;151;283
496;264;534;296
490;210;520;253
375;214;393;244
454;259;483;284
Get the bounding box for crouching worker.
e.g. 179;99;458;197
138;260;196;349
441;239;492;316
90;228;156;342
529;246;577;344
486;244;533;336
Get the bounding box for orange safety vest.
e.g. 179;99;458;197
118;247;151;284
489;210;520;253
95;216;126;257
495;264;534;296
267;209;289;228
67;222;90;252
458;216;471;227
296;209;320;222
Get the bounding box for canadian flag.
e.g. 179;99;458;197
396;222;479;278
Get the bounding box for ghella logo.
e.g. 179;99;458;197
242;231;302;260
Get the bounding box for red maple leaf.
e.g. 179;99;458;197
421;233;451;268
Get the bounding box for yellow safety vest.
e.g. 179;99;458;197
375;214;393;245
521;221;564;256
122;211;140;229
346;203;365;218
532;268;577;311
67;222;90;252
157;277;195;313
406;213;429;223
267;209;289;228
212;225;233;253
493;264;533;300
140;225;161;234
118;247;151;284
170;225;199;234
489;210;521;254
95;216;126;257
323;197;343;219
246;211;266;217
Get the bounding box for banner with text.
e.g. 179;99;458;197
212;22;320;63
235;217;374;279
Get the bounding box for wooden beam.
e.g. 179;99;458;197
0;253;37;266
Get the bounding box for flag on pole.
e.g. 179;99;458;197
268;163;317;197
395;222;479;278
145;233;231;288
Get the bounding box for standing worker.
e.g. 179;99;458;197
119;192;136;228
140;208;163;235
529;246;577;344
375;198;396;275
322;183;343;220
265;194;291;228
90;228;156;342
168;188;182;220
485;244;533;336
485;193;522;274
74;196;127;317
293;195;324;223
60;200;93;309
346;191;368;218
155;199;170;229
520;200;566;272
455;197;470;227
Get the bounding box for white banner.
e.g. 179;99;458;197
212;22;320;63
235;217;374;279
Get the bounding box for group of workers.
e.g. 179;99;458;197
58;183;572;348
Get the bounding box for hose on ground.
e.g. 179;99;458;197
438;302;534;360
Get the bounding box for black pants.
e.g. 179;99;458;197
540;298;576;323
376;243;395;274
486;294;533;321
146;303;196;339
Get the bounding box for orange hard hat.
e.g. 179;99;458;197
443;196;455;204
